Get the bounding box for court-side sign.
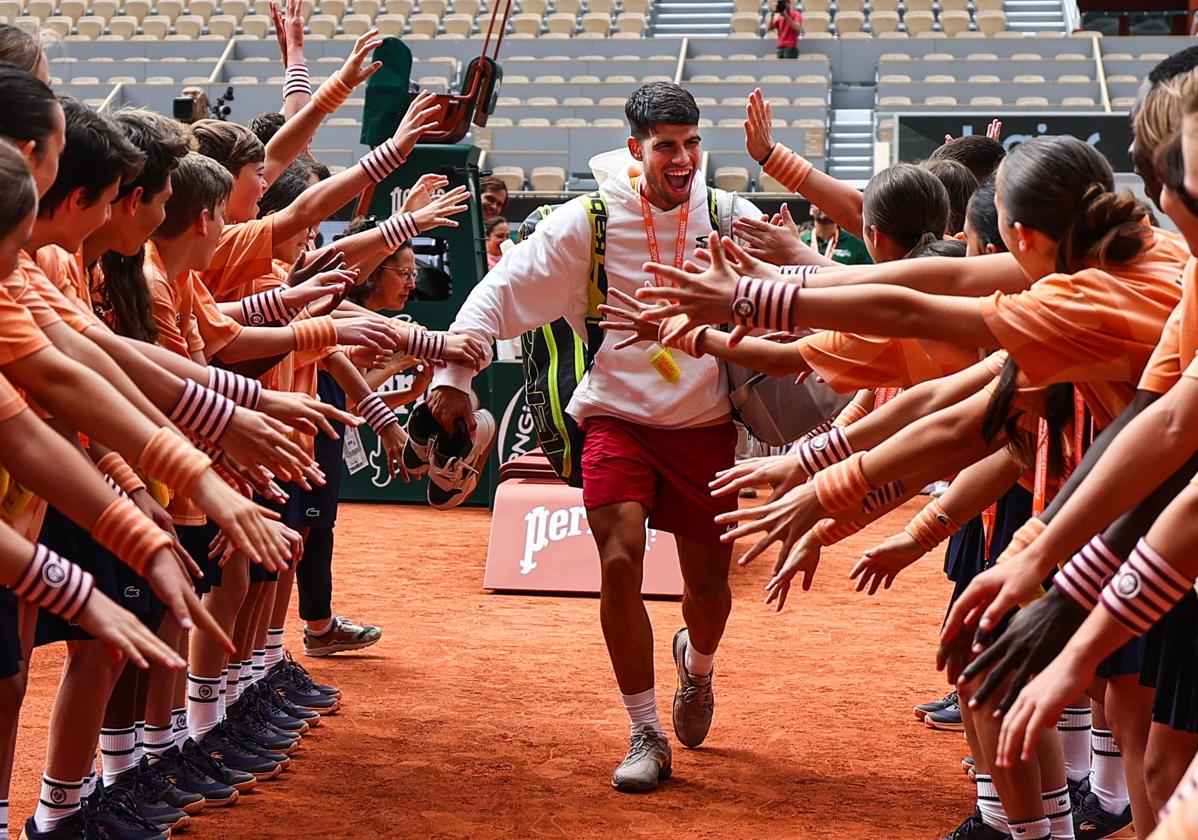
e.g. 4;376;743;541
484;478;684;597
893;114;1134;172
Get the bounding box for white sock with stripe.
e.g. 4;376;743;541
171;707;188;749
620;687;662;735
33;775;82;831
217;668;228;719
1009;817;1052;839
1;798;8;840
1041;785;1073;839
976;775;1008;832
80;771;97;800
1090;729;1130;814
263;631;283;672
143;723;174;764
99;725;139;785
187;674;223;740
1057;706;1092;783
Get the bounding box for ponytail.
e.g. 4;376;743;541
99;248;157;343
1054;184;1148;275
862;163;951;259
982;355;1075;478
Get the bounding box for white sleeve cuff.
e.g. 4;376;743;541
430;362;476;394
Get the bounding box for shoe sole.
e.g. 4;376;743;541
672;628;712;749
229;777;257;793
161;814;190;831
925;719;966;732
427;412;497;510
303;635;381;657
179;799;207;815
249;764;283;781
201;790;240;807
611;760;672;793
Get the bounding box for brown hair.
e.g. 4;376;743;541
920;158;977;235
189;119;264;175
1132;68;1198;202
998;135;1147;275
862;163;951;258
0;139;37;238
0;24;43;73
156;152;232;239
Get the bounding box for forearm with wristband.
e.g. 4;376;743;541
97;452;147;498
137;427;211;499
208;368;262;410
1099;538;1194;635
355;393;398;435
10;544;94;621
733;276;799;333
904;499;962;553
241;287;300;327
284;63;312;99
92;496;173;576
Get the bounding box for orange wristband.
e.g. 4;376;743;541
97;452;147;496
813;518;861;546
813;451;872;514
832;401;869;428
763;144;813;191
311;75;352;114
291;316;338;352
995;517;1046;565
138;427;211;498
92;497;171;576
904;499;961;552
658;316;707;359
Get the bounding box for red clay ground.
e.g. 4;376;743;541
12;499;973;838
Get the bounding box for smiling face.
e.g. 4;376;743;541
629;122;701;210
227;159;266;223
485;221;509;255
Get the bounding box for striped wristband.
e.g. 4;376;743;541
241;287;296;326
208;368;262;410
96;452;147;497
732;276;798;332
795;427;851;477
170;380;236;443
92;497;172;577
813;518;861;546
379;212;420;249
802;419;833;440
311;74;351;114
862;480;904;514
833;401;869;428
1054;534;1123;611
356;393;398;434
11;544;94;622
778;264;819;281
283;63;311;98
360;139;407;184
1100;538;1193;635
405;329;447;360
813;451;872;514
904;499;961;552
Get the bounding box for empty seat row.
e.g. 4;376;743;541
730;7;1007;35
878;94;1099;107
879;72;1093;82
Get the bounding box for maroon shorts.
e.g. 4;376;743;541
580;416;737;546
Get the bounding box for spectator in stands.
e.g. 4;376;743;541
480;175;508;218
800;204;872;265
920;158;977;235
251;111;287;146
929;134;1004;184
484;216;509;269
768;0;802;59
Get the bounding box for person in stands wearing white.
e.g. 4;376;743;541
427;82;761;792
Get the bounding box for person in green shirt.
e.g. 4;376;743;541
799;204;873;265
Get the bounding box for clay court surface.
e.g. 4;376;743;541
13;499;973;838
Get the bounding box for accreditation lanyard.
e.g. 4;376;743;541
821;228;840;260
639;184;690;286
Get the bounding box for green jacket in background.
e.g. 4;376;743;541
800;228;873;266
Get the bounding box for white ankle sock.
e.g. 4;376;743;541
171;708;188;749
976;775;1008;832
1090;729;1130;814
143;724;174;763
134;721;144;763
621;687;662;734
1009;817;1052;839
34;775;82;831
99;725;139;785
1041;785;1073;839
1058;707;1092;783
80;772;97;800
1;798;9;839
226;662;241;706
187;674;223;740
216;669;228;719
684;643;715;678
263;631;283;672
241;657;255;691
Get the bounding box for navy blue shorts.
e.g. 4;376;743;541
1143;590;1198;732
35;506;164;646
945;484;1033;606
297;372;345;530
178;521;223;596
0;588;23;679
249;482;304;583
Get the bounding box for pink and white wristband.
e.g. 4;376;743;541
1054;534;1124;611
778;264;819;282
404;329;447;360
283;63;312;98
379;212;420;250
795;427;852;478
356;393;398;434
862;480;904;514
1100;538;1193;635
170;380;236;443
11;544;94;622
732;276;798;332
241;288;297;327
360;139;407;184
208;368;262;410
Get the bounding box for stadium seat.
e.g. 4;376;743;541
870;11;899;34
1106;74;1140;84
1058;74;1091;83
593;117;623;127
546;11;575;33
713;166;749;192
969;95;1003;106
517;117;551;126
510;12;540;33
729;11;759;34
938;10;970;35
879;73;911;83
75;16;105;36
924;74;955;83
40;15;70;35
375;12;404;32
903;0;931;10
973;0;1002;10
121;0;151;20
1013;74;1045;83
384;0;413;13
90;0;119;18
759;172;787;193
562;95;594;105
530;166;567;191
803;10;829;32
835;10;864;33
732;0;757;10
1015;96;1049;106
518;0;546;13
526;95;557;105
145;74;176;83
240;11;268;33
156;0;184;19
58;0;87;20
620;0;648;12
567;75;600;84
1111;96;1135;108
717;118;744;127
140;14;169;35
924;95;957;106
205;13;235;34
615;11;643;33
534;73;566;83
173;13;203;34
587;0;614;12
453;0;478;15
554;117;587;127
975;10;1005;35
486;117;513;126
107;14;138;35
966;74;999;84
802;0;828;11
491;166;525;191
408;11;439;34
418;0;445;15
442;11;472;34
580;11;608;33
1061;96;1096;107
902;10;932;34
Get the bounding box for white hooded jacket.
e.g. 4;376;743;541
431;148;762;429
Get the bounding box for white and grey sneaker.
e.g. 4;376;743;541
426;409;497;510
672;627;714;748
401;401;439;477
611;728;672;793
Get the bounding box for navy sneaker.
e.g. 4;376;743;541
278;652;341;697
86;784;170;840
1073;791;1134;839
268;659;339;713
939;808;1012;840
199;724;282;781
925;697;965;732
180;737;256;794
18;809;87;840
154;745;239;807
915;690;958;721
109;763;190;831
131;755;204;816
227;702;300;755
244;682;308;733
